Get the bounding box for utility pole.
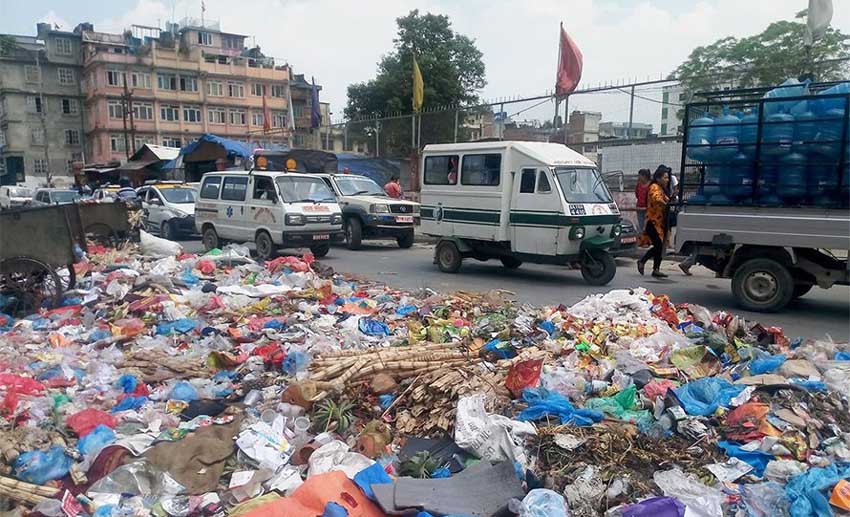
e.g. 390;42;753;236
124;70;136;155
35;51;52;186
562;95;570;145
453;109;458;143
375;120;381;157
627;84;635;139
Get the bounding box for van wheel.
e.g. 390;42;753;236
345;218;363;250
732;258;793;312
436;241;462;273
500;256;522;269
255;231;276;260
202;226;220;251
580;249;616;286
310;244;330;258
397;230;414;249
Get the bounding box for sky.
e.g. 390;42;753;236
2;0;848;130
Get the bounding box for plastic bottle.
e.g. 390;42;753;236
713;109;741;161
762;110;794;157
807;153;838;206
755;159;782;205
687;113;714;161
777;152;807;202
812;108;845;160
739;109;760;158
725;152;754;201
793;110;818;154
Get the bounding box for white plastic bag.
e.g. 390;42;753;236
454;393;536;467
510;489;570;517
140;230;182;257
653;467;724;517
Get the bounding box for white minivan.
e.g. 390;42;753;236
194;170;343;259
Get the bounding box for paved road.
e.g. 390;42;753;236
180;238;850;341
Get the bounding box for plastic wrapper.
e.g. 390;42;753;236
653;468;724;517
740;481;791;517
509;488;570;517
88;460;186;497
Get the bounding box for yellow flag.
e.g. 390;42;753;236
412;55;424;113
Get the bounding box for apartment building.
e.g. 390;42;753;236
0;23;85;186
660;84;685;136
81;19;295;164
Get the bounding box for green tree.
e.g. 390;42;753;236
0;35;18;56
345;10;486;156
673;11;849;101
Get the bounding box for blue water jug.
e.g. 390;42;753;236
810;81;850;115
762;111;794;157
807;154;837;206
702;165;724;201
777;152;807;202
725;153;754;201
755;159;781;205
687;114;714;161
812;108;845;160
740;110;760;158
713;110;741;160
763;79;808;116
793;110;818;154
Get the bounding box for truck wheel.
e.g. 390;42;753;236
255;231;276;261
580;249;616;286
310;244;330;258
731;258;794;312
161;221;176;241
202;226;220;251
436;241;462;273
500;256;523;269
792;283;813;299
345;218;363;250
397;230;414;249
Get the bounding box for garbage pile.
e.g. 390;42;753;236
0;232;848;517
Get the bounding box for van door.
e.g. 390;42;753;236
219;176;249;240
510;168;560;256
248;175;282;243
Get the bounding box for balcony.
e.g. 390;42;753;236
84;50;153;68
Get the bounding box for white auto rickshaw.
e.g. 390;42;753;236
419;141;621;285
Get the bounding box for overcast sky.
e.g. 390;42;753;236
2;0;848;129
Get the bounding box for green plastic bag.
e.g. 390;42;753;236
585;385;651;425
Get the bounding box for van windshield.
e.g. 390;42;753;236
160;188;196;204
334;176;385;196
52;191;81;203
554;168;613;204
9;188;32;197
275;176;336;203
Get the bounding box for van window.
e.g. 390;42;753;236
200;177;222;199
424;155;459;185
461;154;501;186
221;177;248;201
537;171;552;193
519;169;536;193
253;176;276;201
275;176;335;203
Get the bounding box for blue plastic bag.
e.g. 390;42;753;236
155;318;199;335
785;464;850;517
359;318;391;336
263;319;285;330
622;496;685;517
93;505;116;517
518;489;570;517
673;377;746;416
78;424;116;456
378;394;395;410
112;396;148;412
396;305;417;316
750;354;786;375
116;374;138;393
740;481;790;517
518;388;603;426
483;339;516;359
13;446;73;484
430;467;451;479
282;351;311;376
717;441;773;477
835;351;850;361
169;381;199;402
180;269;200;285
89;328;111;342
353;463;392;500
538;320;555;336
322;502;349;517
790;379;827;392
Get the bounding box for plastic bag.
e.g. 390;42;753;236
785;463;850;517
511;489;570;517
140;230;182;257
353;463;392;500
13;446;73;484
455;393;536;467
717;441;773;477
156;318;199;336
78;424;116;456
358;318;390;337
673;377;746;416
112;396;149;412
518;388;603;426
282;351;311;376
66;408;116;437
585;385;651;425
653;468;724;517
740;481;791;517
505;359;544;398
169;381;199;402
750;354;786;375
621;496;685;517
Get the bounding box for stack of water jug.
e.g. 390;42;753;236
686;80;849;207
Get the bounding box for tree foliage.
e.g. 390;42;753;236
673;11;849;101
345;10;487;156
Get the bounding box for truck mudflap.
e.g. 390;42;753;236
580;235;615;250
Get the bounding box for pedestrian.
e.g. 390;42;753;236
384;175;403;199
637;165;671;278
635;168;651;233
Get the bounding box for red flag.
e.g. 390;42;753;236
555;23;583;97
262;90;271;132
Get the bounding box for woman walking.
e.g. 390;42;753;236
637;166;670;278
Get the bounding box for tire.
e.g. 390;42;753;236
0;257;63;314
580;249;616;286
85;223;119;248
792;283;813;299
310;244;330;258
345;218;363;250
161;220;176;241
202;226;220;251
500;256;523;269
731;258;794;312
255;231;276;260
397;231;414;249
436;240;462;273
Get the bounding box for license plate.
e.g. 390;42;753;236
396;215;414;223
621;236;637;244
312;234;330;241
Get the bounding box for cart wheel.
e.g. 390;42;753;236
580;249;616;286
0;257;63;314
85;223;119;248
436;240;462;273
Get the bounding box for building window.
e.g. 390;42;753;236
271;111;287;128
197;31;213;46
293;134;305;147
106;69;125;87
65;129;80;146
33;159;48;174
133;102;154;120
179;75;198;92
55;38;73;55
293;104;304;118
207;80;223;96
134;135;154;149
162;136;181;148
26;96;45;113
110;134;126;152
131;72;151;89
58;68;75;84
0;130;5;147
208;107;226;124
108;100;124;119
160;104;180;121
24;65;41;83
660;123;668;135
270;84;285;98
251;111;264;126
31;127;45;145
158;73;177;90
61;98;78;115
229;109;246;125
222;35;241;50
227;82;244;98
183;105;202;123
251;83;266;96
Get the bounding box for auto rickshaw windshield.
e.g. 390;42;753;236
554;167;613;204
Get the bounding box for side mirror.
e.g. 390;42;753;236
270;194;278;204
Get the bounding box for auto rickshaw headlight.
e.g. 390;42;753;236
570;226;585;240
611;224;622;237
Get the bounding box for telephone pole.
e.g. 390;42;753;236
35;51;52;185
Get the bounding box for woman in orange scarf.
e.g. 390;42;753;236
637;166;670;278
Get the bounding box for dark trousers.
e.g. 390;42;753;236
640;223;664;271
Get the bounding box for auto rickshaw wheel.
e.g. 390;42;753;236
0;257;63;314
580;249;616;286
436;240;462;273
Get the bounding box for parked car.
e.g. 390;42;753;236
92;185;139;203
0;186;33;210
136;182;197;240
31;188;81;206
610;218;639;256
